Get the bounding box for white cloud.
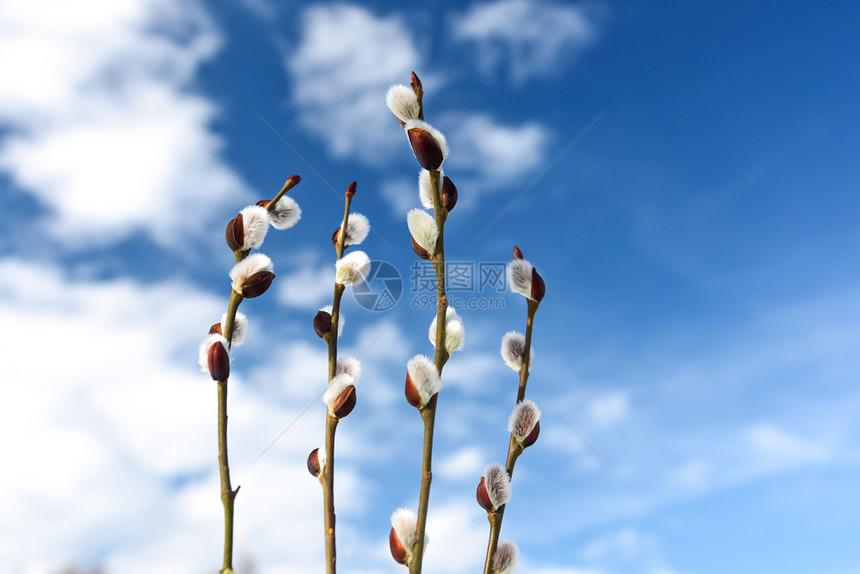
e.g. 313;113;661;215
286;4;422;163
284;4;554;198
0;0;250;247
380;177;420;216
586;390;630;430
278;262;336;309
443;113;550;188
0;256;366;573
746;423;831;466
669;457;714;491
451;0;601;84
437;446;487;481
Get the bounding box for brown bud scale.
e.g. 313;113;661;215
476;476;494;512
405;371;422;408
442;176;458;212
522;420;540;448
241;271;275;298
225;213;244;252
207;341;230;381
531;267;546;303
411;236;431;260
389;527;408;565
314;310;332;338
407;128;444;171
332;385;357;419
307;448;322;477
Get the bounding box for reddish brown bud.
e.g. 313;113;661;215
410;71;422;92
513;245;524;260
332;227;341;247
389;527;408;565
411;236;431;260
240;270;275;298
405;371;421;408
314;310;332;338
531;267;545;303
407;128;444;171
289;174;301;186
346;181;357;198
207;341;230;381
476;476;494;512
332;385;357;419
225;213;244;252
209;322;222;335
307;448;322;477
255;199;271;208
441;176;458;211
522;420;540;448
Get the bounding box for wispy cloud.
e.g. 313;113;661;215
443;113;551;188
286;4;423;163
0;0;250;248
451;0;603;85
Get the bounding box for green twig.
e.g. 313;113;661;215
410;169;449;574
482;299;539;574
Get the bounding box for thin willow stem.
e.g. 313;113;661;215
215;177;297;573
216;289;244;574
267;175;300;210
482;298;539;574
410;169;448;574
321;188;354;574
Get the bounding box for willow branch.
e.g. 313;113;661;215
320;188;354;574
410;169;448;574
482;299;539;574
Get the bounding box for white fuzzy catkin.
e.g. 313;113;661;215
319;305;345;338
323;373;354;412
221;312;248;346
483;462;511;509
500;331;534;371
341;212;370;245
268;195;302;230
493;540;519;574
418;169;442;209
406;208;438;255
336;357;362;381
404;119;449;163
198;334;229;374
428;307;465;352
335;250;371;285
407;354;442;405
386;84;421;124
508;400;541;442
317;443;327;469
230;253;273;294
238;205;270;250
506;259;533;299
391;508;426;559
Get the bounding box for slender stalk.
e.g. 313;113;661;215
482;298;539;574
215;177;297;573
320;188;354;574
216;289;244;574
410;170;448;574
218;378;238;573
321;413;339;574
267;175;300;210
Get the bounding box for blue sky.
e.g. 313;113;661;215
1;0;859;573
